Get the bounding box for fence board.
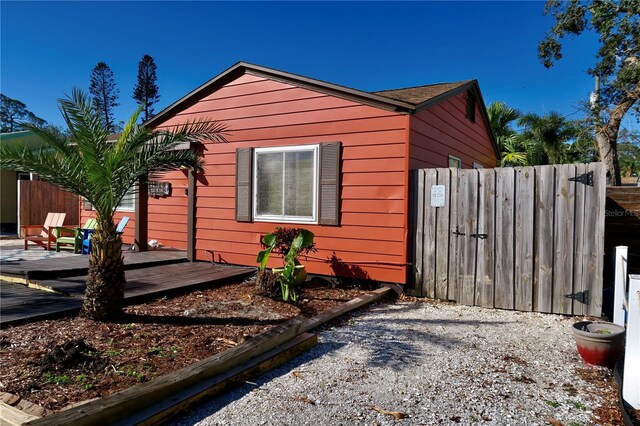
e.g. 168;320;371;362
494;168;515;309
422;169;438;299
572;163;587;316
435;168;452;300
475;169;495;308
553;164;576;314
458;169;478;306
584;163;605;316
412;170;425;297
447;167;460;301
515;167;535;311
534;165;554;313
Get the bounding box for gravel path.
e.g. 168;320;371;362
175;299;607;425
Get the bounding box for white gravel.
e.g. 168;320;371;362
175;299;606;426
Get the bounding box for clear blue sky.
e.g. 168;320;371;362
2;1;634;132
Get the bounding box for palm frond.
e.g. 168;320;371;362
2;89;228;222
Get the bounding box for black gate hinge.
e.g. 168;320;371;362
568;171;594;187
564;290;590;305
452;227;465;237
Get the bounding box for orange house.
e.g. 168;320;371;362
81;62;498;285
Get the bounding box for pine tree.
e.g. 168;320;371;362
0;94;47;133
89;62;119;131
133;55;160;122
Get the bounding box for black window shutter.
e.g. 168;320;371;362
466;90;476;123
318;142;341;226
235;148;253;222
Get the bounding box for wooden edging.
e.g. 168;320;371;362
0;401;38;426
17;286;393;426
134;333;317;425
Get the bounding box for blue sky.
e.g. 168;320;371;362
3;1;633;132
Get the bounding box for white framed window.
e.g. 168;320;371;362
473;162;484;169
448;155;462;168
117;186;136;211
253;145;318;223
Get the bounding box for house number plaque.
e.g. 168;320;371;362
431;185;445;207
148;181;171;197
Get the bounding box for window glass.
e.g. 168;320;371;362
256;152;284;216
254;146;317;222
118;186;136;211
448;156;462;168
284;150;314;217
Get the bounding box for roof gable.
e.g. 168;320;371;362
145;62;480;128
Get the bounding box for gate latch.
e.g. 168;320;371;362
568;171;594;187
564;290;590;304
471;233;488;240
452;227;465;237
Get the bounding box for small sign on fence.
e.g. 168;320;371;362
430;185;445;207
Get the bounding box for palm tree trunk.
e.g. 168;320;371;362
82;218;126;320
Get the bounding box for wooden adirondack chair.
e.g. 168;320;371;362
22;212;66;250
81;216;129;254
55;218;97;254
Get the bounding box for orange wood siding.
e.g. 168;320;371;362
155;72;410;283
409;91;498;169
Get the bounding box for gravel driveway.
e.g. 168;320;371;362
176;298;608;425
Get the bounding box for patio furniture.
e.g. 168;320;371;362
55;218;97;254
22;212;66;250
81;216;129;254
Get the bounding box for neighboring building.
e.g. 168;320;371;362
0;131;46;235
81;62;498;284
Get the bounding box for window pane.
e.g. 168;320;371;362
119;186;136;210
284;150;314;217
256;152;283;216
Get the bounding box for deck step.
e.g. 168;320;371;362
0;250;189;281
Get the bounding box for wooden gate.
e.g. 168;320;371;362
410;162;606;316
19;180;79;228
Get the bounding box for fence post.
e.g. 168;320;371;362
623;275;640;409
613;246;628;326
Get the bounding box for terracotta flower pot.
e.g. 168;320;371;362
272;265;307;286
572;321;625;367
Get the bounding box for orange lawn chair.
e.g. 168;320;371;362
22;212;66;250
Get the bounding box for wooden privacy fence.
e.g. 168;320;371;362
19;180;79;228
410;162;606;316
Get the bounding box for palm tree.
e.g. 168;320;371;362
500;134;528;166
486;101;522;146
518;111;576;165
0;89;226;320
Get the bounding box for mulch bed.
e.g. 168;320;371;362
0;278;369;415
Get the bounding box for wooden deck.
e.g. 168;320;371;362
0;249;188;281
1;282;84;326
1;262;255;327
34;262;255;301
